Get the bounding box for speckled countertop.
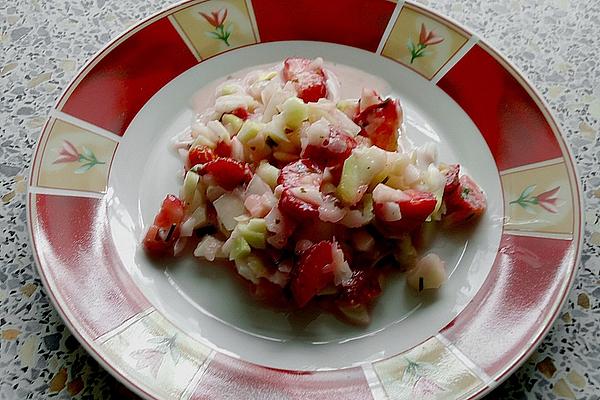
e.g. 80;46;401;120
1;0;598;399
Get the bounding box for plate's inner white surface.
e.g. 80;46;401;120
109;41;503;370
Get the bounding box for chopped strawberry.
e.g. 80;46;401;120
278;188;319;220
230;107;249;120
444;175;486;226
302;126;357;167
153;194;185;228
283;57;328;103
374;190;437;232
250;278;290;308
354;98;402;151
143;194;185;256
201;157;251;190
443;164;460;195
336;269;381;307
277;159;323;188
214;141;232;157
188;145;216;167
291;241;335;307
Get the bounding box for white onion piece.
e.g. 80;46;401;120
289;186;323;206
372;184;409;203
340;209;372;228
406;253;447;292
318;196;346;223
332;242;352;286
404;164;421;186
194;235;225;261
416;142;438;169
173;237;188;256
215;94;255;114
304;118;330;146
213;193;246;231
359;88;381;112
230;137;245;161
379;202;402;222
245;175;272;198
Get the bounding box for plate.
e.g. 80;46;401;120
27;1;582;399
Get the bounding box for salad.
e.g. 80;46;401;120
143;58;486;324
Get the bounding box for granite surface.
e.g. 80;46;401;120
0;0;598;399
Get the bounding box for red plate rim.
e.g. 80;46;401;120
26;1;584;399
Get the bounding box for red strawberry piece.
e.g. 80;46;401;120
354;98;402;151
443;164;460;195
374;190;437;232
201;157;252;190
290;240;335;307
277;159;323;188
230;107;250;120
188;145;216;167
283;57;328;103
278;188;319;221
143;194;185;256
214;141;232;158
444;175;486;226
336;269;381;307
302;126;357;168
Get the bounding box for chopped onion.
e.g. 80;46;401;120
403;164;421;186
173;237;188;256
372;184;409;203
194;235;225;261
290;186;323;206
213;193;246;231
318;196;346;223
331;242;352;286
359;88;381;113
244;175;272;198
406;253;447;292
379;202;402;222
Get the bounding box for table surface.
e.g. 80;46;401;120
1;0;598;399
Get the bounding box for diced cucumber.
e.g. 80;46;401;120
256;161;280;189
229;236;251;261
237;218;267;249
234;254;268;284
237;121;264;144
337;147;387;205
262;114;290;144
182;171;200;206
222;114;243;136
238;226;266;249
280;97;308;130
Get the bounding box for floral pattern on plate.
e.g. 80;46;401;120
502;160;573;235
35;119;117;193
100;309;211;400
172;0;257;60
382;4;469;79
373;337;482;400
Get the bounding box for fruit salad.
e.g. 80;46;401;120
143;57;486;324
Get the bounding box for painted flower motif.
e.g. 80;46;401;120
130;348;165;378
200;8;232;46
510;185;561;213
407;23;444;63
129;334;180;378
400;358;447;397
53;140;105;174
